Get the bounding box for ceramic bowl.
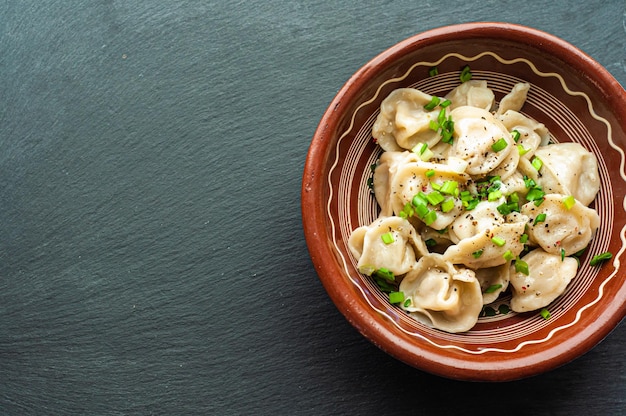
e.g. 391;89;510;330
302;22;626;381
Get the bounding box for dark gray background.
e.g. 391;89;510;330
1;1;625;415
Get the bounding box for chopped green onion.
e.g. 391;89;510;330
533;213;547;225
491;137;508;152
590;252;613;266
460;65;472;82
426;191;445;206
440;99;452;108
561;248;566;261
517;144;530;156
389;291;405;304
491;236;506;247
374;268;394;282
425;169;436;178
403;298;412;307
425;238;437;248
370;163;377;173
424;96;441;111
399;203;414;219
441;198;456;213
440;180;458;196
472;249;484;259
503;250;515;261
428;66;439;77
540;308;551;320
523;175;536;188
429;120;440;131
488;190;503;202
526;187;545;202
415;203;430;218
430;181;442;191
515;259;530;275
520;234;529;244
423;210;438;226
531;156;543;171
497;202;512;215
484;284;503;294
412;193;428;208
464;198;479;210
562;195;576;210
511;130;521;142
381;232;395;244
509;192;519;203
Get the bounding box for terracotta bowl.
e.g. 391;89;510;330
302;22;626;381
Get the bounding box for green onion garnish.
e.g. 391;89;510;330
426;191;445;206
440;99;452;108
488;190;502;202
520;234;529;244
531;156;543;171
517;144;529;156
424;96;441;111
428;67;439;77
425;238;437;248
503;250;514;261
561;248;566;261
425;169;435;178
403;298;412;307
526;187;545;202
441;198;455;213
484;284;503;294
440;180;458;196
534;213;547;225
562;195;576;210
472;249;484;259
491;137;508;152
491;236;506;247
429;120;439;131
514;259;529;275
511;130;521;142
460;65;472;82
590;252;613;266
389;291;405;304
374;268;394;281
412;193;428;208
381;232;395;244
540;308;551;320
423;210;438;226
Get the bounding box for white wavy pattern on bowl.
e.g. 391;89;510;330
327;51;626;354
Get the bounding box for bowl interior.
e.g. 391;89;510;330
303;23;626;381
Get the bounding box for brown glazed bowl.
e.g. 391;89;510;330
302;22;626;381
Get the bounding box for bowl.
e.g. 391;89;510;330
301;22;626;381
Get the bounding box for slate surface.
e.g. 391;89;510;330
1;1;625;415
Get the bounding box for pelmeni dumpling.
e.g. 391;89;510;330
521;194;600;256
372;88;442;152
509;248;578;312
474;263;510;305
533;143;601;206
348;216;428;277
373;151;420;217
495;82;530;115
399;253;483;333
497;110;550;158
449;106;515;177
445;80;495;111
389;160;470;230
443;211;528;269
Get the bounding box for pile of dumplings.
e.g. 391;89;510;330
348;78;601;333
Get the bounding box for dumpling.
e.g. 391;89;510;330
495;82;530;115
389;160;470;230
444;211;528;269
497;110;549;158
533;143;601;206
521;194;600;256
509;248;578;312
399;253;483;333
449;106;515;177
372;88;443;152
372;151;420;217
445;80;495;111
348;216;428;277
474;263;510;305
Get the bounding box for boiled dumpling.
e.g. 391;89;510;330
497;110;549;158
449;106;515;177
399;253;483;333
533;143;600;206
445;80;495;111
509;248;578;312
372;88;443;152
372;151;420;217
521;194;600;256
496;82;530;115
474;263;510;305
348;216;428;277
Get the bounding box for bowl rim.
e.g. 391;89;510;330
302;21;626;381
